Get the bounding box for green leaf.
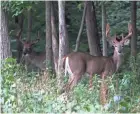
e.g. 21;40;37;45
77;3;82;10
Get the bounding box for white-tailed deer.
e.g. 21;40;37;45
16;30;46;70
64;23;132;90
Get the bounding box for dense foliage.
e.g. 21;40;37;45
1;54;140;113
5;1;139;54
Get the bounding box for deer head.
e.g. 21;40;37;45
17;31;40;56
106;23;132;54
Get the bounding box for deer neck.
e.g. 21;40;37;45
112;50;123;71
24;51;35;60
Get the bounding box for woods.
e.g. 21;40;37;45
1;1;140;113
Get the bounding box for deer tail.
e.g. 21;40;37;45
62;56;67;76
65;57;69;76
64;56;73;77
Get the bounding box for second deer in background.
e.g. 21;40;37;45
16;30;46;70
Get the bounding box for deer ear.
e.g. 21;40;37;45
107;40;114;46
124;39;130;45
107;35;117;46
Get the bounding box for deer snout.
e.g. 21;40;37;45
23;48;32;55
117;48;123;54
115;46;123;54
118;50;122;54
23;51;27;55
23;49;28;55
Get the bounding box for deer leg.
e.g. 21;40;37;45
65;75;75;92
66;74;82;91
89;74;93;88
100;72;108;106
71;75;82;89
68;76;75;89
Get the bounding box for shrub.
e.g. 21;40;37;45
1;55;140;113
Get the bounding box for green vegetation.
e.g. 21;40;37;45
1;53;140;113
5;1;140;54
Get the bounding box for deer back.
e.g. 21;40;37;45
24;51;46;70
65;52;116;77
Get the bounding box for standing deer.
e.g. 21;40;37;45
16;30;46;70
64;23;132;90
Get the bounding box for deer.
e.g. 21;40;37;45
64;23;132;93
16;30;46;70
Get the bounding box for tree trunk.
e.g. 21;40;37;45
92;2;101;55
51;2;59;74
100;4;108;104
102;3;108;56
16;37;23;63
0;8;11;61
45;1;53;72
85;1;101;56
131;1;137;56
74;2;87;52
16;14;24;63
27;8;32;41
57;1;69;90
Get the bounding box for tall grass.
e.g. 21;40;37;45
1;53;140;113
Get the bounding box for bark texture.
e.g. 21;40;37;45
0;8;11;61
16;14;24;63
131;1;137;56
102;3;108;56
58;1;69;90
45;1;53;71
51;2;59;74
27;8;32;41
85;1;101;56
92;2;101;55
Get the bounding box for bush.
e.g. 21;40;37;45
1;56;140;113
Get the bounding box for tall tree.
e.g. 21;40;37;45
27;8;32;41
51;2;59;74
45;1;53;72
57;1;69;90
74;2;87;52
85;1;101;56
131;1;137;56
0;8;11;61
92;2;101;55
16;14;24;63
102;2;108;56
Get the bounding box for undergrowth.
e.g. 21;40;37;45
1;53;140;113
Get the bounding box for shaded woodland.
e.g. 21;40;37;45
1;1;140;113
